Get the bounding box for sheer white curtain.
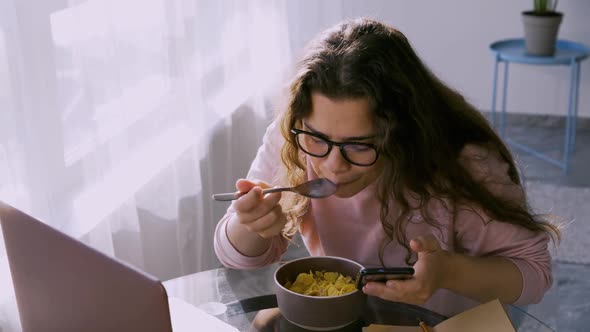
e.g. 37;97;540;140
0;0;291;330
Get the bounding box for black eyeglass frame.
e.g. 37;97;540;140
290;128;380;167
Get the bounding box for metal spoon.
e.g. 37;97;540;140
212;178;337;201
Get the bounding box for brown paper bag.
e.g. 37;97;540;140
363;299;516;332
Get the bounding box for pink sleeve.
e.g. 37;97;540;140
455;144;553;305
214;213;290;270
213;119;290;269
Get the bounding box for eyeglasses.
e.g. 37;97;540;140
291;128;379;166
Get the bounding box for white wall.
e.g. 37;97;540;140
287;0;590;118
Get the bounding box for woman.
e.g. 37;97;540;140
214;18;559;317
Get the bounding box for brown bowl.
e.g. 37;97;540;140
274;256;366;330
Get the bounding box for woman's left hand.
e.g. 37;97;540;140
362;234;451;305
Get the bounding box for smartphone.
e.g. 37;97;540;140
355;267;415;290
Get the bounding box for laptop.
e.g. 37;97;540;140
0;201;238;332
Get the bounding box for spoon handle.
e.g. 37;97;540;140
212;187;289;201
261;187;290;194
211;192;243;201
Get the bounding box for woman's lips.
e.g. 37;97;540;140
333;178;356;187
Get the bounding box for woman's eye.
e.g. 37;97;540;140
310;137;325;144
346;144;370;152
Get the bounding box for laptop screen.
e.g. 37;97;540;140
0;202;173;332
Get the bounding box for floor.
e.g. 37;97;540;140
502;114;590;187
281;113;590;332
503;115;590;332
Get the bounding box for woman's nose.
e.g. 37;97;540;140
323;147;350;173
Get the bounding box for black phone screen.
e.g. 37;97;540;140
356;267;414;290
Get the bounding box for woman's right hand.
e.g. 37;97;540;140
231;179;287;240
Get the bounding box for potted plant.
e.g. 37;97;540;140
522;0;563;56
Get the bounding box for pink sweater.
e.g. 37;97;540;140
214;120;552;317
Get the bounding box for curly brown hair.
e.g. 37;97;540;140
278;18;560;265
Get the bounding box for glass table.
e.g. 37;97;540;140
163;263;555;332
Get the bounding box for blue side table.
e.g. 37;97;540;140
489;38;589;174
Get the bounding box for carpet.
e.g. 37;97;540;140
525;181;590;264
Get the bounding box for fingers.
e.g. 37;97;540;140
234;188;282;220
410;234;441;253
236;178;271;192
233;179;280;215
363;234;443;306
234;186;263;211
362;280;428;305
246;205;287;239
232;179;285;238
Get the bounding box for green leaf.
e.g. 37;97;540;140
534;0;557;13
